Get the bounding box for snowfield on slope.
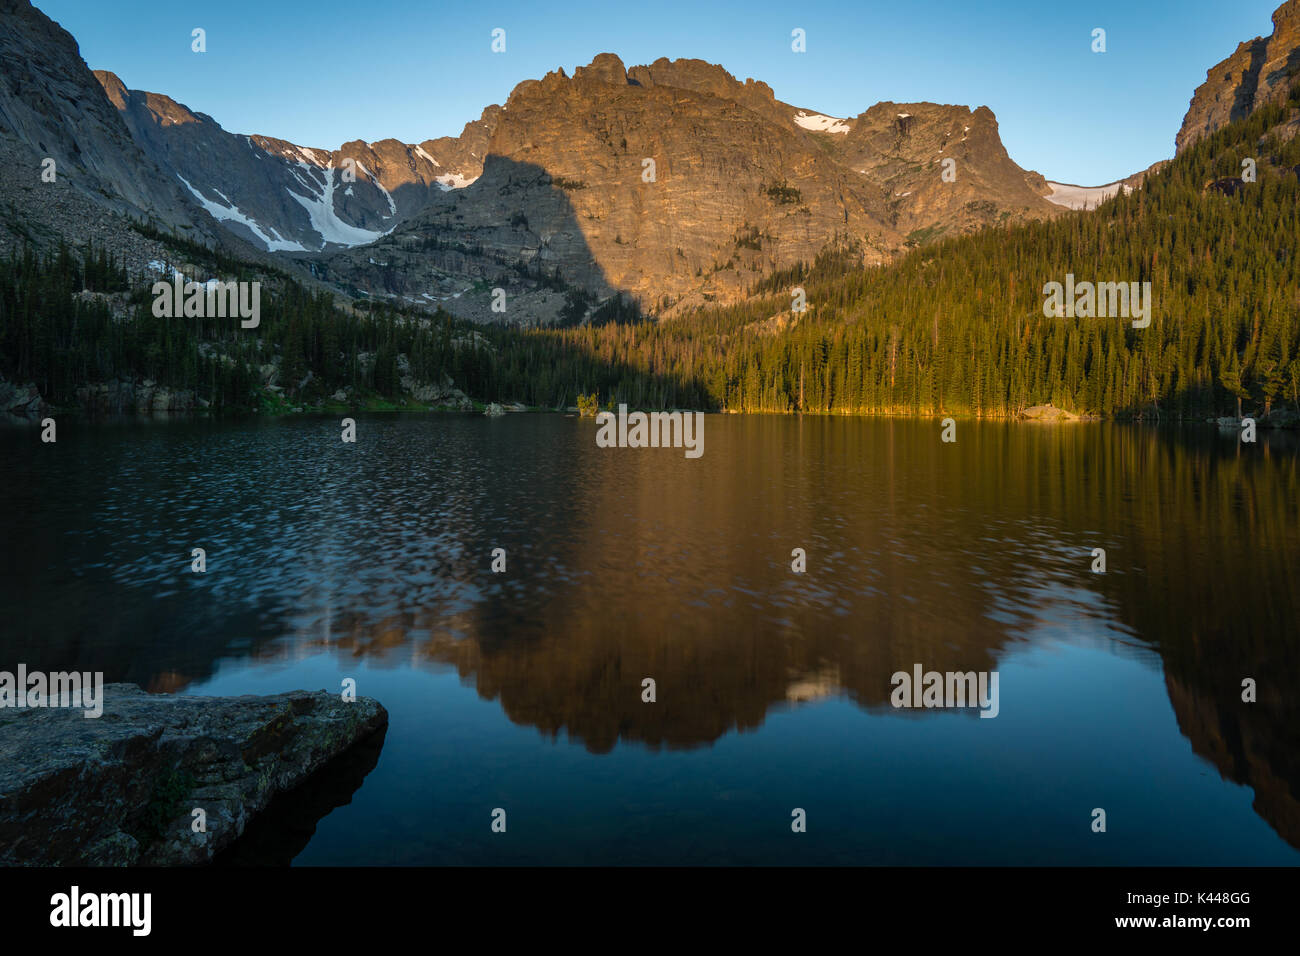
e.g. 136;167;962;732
176;175;308;252
794;111;851;134
287;163;394;248
1044;181;1133;210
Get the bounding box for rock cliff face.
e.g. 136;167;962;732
0;684;387;865
2;0;1065;319
829;100;1054;239
1176;0;1300;152
1;2;1130;322
90;50;1058;317
322;54;1059;317
0;0;206;241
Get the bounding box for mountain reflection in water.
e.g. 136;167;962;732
1;415;1296;863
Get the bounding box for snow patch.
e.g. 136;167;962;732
794;111;850;134
434;172;479;191
176;174;308;252
1043;180;1132;210
414;145;441;167
286;162;394;248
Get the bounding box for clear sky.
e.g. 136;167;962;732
33;0;1285;185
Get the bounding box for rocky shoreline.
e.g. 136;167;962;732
0;683;387;865
4;375;1299;427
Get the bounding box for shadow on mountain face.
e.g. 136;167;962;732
1233;40;1271;127
321;155;625;320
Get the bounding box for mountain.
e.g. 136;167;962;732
18;0;1294;328
3;0;1297;429
0;0;249;275
319;54;1060;319
1176;0;1300;152
95;69;499;255
90;49;1060;320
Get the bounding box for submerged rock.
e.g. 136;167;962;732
0;683;387;866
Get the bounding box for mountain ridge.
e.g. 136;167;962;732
7;0;1296;326
88;48;1062;320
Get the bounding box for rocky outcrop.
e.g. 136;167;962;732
73;380;197;415
828;100;1057;240
0;378;46;423
0;684;387;865
1176;0;1300;152
1019;403;1080;421
401;372;473;409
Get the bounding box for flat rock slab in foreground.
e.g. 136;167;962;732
0;683;387;865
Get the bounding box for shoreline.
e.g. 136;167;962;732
7;405;1299;428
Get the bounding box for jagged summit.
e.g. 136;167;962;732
0;0;1073;321
1176;0;1300;152
573;52;629;85
75;46;1059;318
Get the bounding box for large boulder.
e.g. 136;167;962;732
1019;403;1079;421
0;379;46;422
0;683;387;865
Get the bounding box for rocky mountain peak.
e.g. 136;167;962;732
319;54;1060;320
627;56;739;90
1176;0;1300;152
93;69;129;109
93;71;202;128
573;53;629;85
3;3;1065;323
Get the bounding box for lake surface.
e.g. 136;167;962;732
2;414;1298;865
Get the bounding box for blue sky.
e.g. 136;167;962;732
34;0;1284;185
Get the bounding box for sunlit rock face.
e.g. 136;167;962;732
1176;0;1300;153
329;54;1059;318
81;35;1059;319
